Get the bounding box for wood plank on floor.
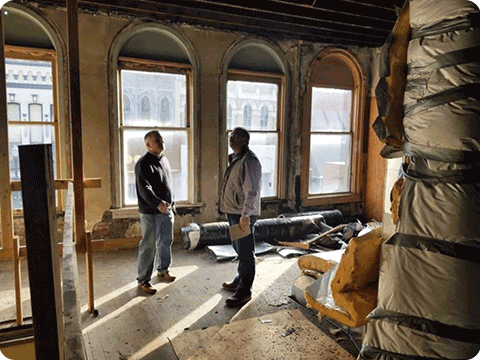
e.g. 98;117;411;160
183;308;355;360
168;325;223;360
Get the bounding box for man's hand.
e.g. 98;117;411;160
239;214;250;232
157;201;168;214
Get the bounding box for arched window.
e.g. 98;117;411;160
243;104;252;128
140;96;150;121
2;2;63;216
123;95;131;122
302;48;365;205
223;40;288;199
115;25;196;206
160;97;170;124
260;106;269;129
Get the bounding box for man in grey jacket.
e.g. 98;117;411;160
219;127;262;307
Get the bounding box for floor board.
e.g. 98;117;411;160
0;241;362;359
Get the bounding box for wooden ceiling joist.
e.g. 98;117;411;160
30;0;402;46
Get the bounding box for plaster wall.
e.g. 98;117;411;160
10;3;377;245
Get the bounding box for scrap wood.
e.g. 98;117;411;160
278;224;346;250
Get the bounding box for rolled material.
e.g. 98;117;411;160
278;209;344;227
362;0;480;358
181;212;340;250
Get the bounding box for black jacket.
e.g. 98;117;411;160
135;151;174;214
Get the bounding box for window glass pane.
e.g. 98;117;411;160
6;59;56;210
9;124;56;209
227;80;277;131
309;134;351;195
8;103;20;120
123;129;189;206
121;70;187;127
311;87;351;132
29;103;42;122
248;133;278;198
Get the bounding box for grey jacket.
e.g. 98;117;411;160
219;147;261;216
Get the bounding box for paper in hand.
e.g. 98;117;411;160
229;223;251;240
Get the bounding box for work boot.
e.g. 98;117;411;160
138;282;157;295
157;271;176;282
225;293;251;308
222;281;237;291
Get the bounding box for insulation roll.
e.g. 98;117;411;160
360;317;480;360
396;179;480;244
363;0;480;358
377;235;480;329
181;213;338;250
278;209;344;226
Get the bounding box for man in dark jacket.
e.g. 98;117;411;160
219;127;262;307
135;130;176;295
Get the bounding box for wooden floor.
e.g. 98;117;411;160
0;241;362;359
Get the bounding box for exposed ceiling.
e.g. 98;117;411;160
29;0;406;47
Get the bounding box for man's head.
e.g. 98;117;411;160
229;127;250;154
144;130;165;156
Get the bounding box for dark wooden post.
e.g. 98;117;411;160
19;144;64;360
67;0;86;252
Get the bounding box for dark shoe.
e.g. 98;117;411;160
139;282;157;295
225;294;252;308
222;281;237;291
158;272;176;282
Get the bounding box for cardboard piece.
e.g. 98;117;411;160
228;223;251;240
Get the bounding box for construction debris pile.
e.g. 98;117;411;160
181;210;378;261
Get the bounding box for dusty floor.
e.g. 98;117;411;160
0;241;362;359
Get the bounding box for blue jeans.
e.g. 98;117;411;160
137;211;174;284
227;214;257;297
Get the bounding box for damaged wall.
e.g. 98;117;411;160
6;1;379;248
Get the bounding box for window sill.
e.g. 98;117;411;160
301;193;361;207
111;202;205;219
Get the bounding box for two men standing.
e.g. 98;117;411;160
134;126;261;308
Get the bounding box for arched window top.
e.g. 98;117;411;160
3;3;54;49
306;48;364;89
241;100;257;111
223;37;289;76
114;23;196;66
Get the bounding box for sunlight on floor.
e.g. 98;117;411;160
129;293;223;360
82;296;144;333
80;264;200;313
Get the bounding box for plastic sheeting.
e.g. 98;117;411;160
361;0;480;358
181;211;343;250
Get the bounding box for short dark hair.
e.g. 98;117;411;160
144;130;161;142
232;127;250;144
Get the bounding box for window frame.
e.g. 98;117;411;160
301;49;365;206
5;46;61;208
226;69;286;200
118;56;194;207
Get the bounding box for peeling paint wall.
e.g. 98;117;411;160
10;2;377;246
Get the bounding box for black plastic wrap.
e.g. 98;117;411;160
181;211;343;250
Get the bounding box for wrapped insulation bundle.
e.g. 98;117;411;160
362;0;480;358
181;213;336;250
